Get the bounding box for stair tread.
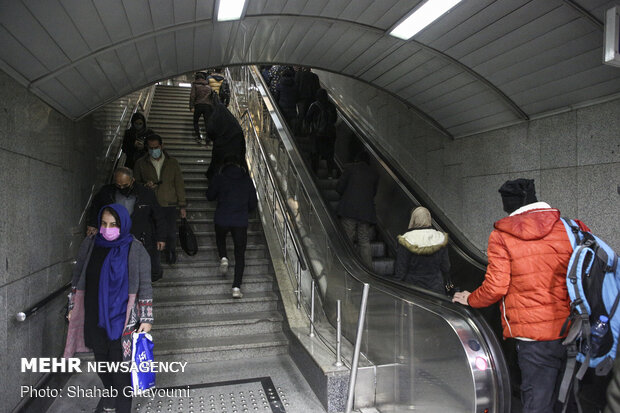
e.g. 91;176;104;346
154;310;282;327
153;274;272;286
155;332;288;353
156;291;279;305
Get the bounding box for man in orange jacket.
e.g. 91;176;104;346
453;178;589;413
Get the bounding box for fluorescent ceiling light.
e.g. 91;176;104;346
390;0;462;40
178;82;191;88
218;0;246;21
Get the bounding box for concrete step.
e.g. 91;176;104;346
155;332;288;363
179;218;264;232
152;311;283;341
161;258;271;275
177;230;265;245
173;244;268;261
371;241;386;258
155;291;280;316
153;274;274;297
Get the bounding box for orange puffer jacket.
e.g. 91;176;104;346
468;203;589;341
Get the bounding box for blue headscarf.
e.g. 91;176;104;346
94;203;133;341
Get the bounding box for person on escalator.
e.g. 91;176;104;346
274;69;298;132
189;71;213;142
394;207;450;295
336;150;378;268
305;88;338;178
452;178;591;413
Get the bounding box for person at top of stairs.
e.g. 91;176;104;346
121;112;156;169
206;155;258;299
189;71;213;142
134;134;187;269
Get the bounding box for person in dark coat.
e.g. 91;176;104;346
86;167;167;281
274;69;298;130
189;71;213;141
295;67;320;134
306;88;338;177
394;206;450;295
336;150;378;267
206;156;258;298
121;112;155;169
205;103;246;182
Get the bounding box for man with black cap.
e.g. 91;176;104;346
452;178;590;413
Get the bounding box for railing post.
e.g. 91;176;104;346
334;299;343;367
296;261;301;309
345;283;370;413
309;279;315;337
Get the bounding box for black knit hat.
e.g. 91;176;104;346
498;178;537;214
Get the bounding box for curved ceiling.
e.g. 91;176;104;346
0;0;618;137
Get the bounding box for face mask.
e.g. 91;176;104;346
116;184;133;197
149;148;162;159
100;227;120;241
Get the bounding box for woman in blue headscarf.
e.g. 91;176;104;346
64;204;153;413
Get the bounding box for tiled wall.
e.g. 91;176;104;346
317;70;620;253
0;69;134;412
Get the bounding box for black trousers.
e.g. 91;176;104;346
193;103;213;137
146;244;162;281
161;206;178;253
215;224;248;288
93;338;132;413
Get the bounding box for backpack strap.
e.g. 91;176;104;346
560;218;582;249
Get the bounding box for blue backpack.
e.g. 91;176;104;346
558;218;620;406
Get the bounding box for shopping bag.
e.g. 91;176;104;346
179;218;198;256
131;332;156;392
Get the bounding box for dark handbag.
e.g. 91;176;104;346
178;218;198;256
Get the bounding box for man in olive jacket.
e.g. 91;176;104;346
134;134;187;265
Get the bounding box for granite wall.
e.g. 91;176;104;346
0;69;133;412
316;70;620;253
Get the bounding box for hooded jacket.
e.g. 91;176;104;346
468;202;589;341
190;78;213;108
206;163;257;227
275;74;298;116
395;228;450;295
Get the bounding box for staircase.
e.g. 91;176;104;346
146;85;288;364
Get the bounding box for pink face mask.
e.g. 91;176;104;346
100;227;120;241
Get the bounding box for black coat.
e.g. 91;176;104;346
86;183;166;248
275;76;298;117
295;70;320;101
121;113;155;169
206;164;257;227
394;228;450;295
336;162;378;224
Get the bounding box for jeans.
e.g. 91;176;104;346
215;224;248;288
193;103;213;137
516;339;567;413
341;217;373;267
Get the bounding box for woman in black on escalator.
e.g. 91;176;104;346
394;206;450;295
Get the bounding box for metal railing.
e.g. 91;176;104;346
228;65;511;412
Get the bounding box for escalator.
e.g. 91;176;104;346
226;65;513;412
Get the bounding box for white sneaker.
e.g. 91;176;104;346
219;257;229;276
232;287;243;299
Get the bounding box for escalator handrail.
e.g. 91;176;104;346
243;65;511;411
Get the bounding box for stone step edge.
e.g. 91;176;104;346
153;311;283;330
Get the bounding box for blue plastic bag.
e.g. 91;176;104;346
131;332;156;391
